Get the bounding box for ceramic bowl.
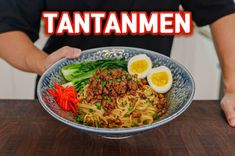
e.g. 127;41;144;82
37;47;195;139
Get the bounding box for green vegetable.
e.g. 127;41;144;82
61;59;128;91
89;108;93;112
104;96;110;100
62;70;95;91
122;75;126;80
127;76;132;80
137;118;141;123
153;113;159;120
131;123;138;127
61;62;94;81
128;106;133;111
78;107;83;114
95;121;99;128
101;81;106;87
116;79;121;82
76;115;83;123
95;102;102;110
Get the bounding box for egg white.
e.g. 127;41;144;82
147;66;173;93
128;54;152;78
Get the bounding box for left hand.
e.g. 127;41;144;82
220;93;235;127
37;46;81;75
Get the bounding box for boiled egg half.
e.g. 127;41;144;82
147;66;173;93
128;54;152;78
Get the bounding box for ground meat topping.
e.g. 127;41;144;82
85;69;168;117
86;69;145;115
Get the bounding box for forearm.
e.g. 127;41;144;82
210;13;235;93
0;31;47;75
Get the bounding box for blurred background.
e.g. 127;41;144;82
0;24;221;100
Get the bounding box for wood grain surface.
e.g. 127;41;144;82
0;100;234;156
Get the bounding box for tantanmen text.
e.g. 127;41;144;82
42;11;192;35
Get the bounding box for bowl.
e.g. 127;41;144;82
37;46;195;139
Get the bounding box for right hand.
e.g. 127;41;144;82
38;46;81;75
221;93;235;127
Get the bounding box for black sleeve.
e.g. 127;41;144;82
181;0;235;26
0;0;45;42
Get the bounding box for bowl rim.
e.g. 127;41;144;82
37;46;195;134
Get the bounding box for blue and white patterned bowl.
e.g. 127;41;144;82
37;46;195;139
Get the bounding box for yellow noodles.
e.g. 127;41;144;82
77;85;167;128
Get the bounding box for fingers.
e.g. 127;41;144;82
221;94;235;127
55;46;81;59
48;46;81;65
42;46;81;74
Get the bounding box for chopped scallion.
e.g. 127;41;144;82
116;79;121;82
101;81;106;87
95;102;102;110
78;107;83;114
104;96;110;100
153;113;159;120
128;106;133;111
131;123;138;127
95;121;99;128
76;115;83;123
122;75;126;80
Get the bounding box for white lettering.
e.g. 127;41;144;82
42;12;58;34
122;12;137;33
104;13;121;34
57;13;74;34
139;13;158;33
91;13;106;34
160;13;173;33
175;13;191;33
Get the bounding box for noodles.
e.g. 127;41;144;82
75;69;168;128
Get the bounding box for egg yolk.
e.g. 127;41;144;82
130;60;148;73
150;72;169;87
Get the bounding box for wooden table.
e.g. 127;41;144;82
0;100;235;156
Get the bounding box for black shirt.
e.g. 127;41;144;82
0;0;234;56
0;0;234;98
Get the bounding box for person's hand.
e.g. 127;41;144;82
38;46;81;75
220;93;235;127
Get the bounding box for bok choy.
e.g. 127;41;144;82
61;59;127;91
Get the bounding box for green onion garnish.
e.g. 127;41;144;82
95;102;102;110
104;96;110;100
76;115;83;123
95;121;99;128
153;113;159;120
131;123;138;127
101;81;106;87
116;79;121;82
